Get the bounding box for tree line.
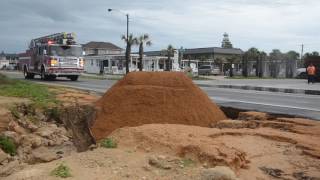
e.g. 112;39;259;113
242;48;319;78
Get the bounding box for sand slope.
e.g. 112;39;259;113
91;72;226;140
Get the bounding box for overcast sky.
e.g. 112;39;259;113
1;0;320;54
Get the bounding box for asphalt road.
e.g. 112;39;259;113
2;71;320;120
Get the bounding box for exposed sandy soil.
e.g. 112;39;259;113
91;72;226;140
50;87;99;106
5;115;320;180
0;96;30;132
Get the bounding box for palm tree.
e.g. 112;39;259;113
121;34;137;74
226;55;237;77
269;49;284;78
258;51;267;78
312;51;319;56
137;34;152;71
243;47;260;77
164;45;175;71
285;51;299;78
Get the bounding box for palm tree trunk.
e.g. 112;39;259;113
139;45;143;71
166;57;170;71
125;45;130;74
256;58;259;77
242;55;248;77
259;56;263;78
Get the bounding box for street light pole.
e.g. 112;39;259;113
108;8;129;41
126;14;129;41
108;8;130;74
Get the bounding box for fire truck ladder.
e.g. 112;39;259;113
29;32;76;48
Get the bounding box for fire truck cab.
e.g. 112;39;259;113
22;32;84;81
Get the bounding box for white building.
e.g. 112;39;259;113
83;41;180;74
0;51;10;69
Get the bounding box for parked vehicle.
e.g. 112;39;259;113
296;68;307;79
198;65;220;75
21;32;84;81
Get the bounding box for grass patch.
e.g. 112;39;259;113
100;138;117;148
9;106;20;119
0;74;58;108
192;76;212;80
44;106;61;121
0;136;16;156
81;74;123;80
51;163;72;178
185;71;211;80
180;158;195;168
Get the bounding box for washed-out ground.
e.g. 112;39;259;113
0;74;319;180
4;116;320;180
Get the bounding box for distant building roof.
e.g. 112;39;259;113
83;41;122;50
184;47;243;55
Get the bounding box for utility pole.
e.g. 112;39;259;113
300;44;304;61
126;14;129;41
300;44;304;68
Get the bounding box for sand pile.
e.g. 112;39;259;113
90;72;226;140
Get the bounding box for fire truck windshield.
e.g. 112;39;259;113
49;45;82;57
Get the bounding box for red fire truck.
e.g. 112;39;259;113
22;32;84;81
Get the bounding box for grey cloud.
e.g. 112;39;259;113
0;0;319;53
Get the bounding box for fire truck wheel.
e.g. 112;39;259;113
24;67;34;79
40;67;49;81
69;75;79;81
49;75;56;80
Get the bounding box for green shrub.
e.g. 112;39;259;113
9;106;20;119
101;138;117;148
0;136;16;155
180;158;194;168
44;106;61;121
50;163;72;178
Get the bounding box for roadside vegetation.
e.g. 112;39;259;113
0;73;58;108
50;163;72;178
180;158;195;168
185;72;211;80
0;135;16;156
100;138;117;148
80;74;124;80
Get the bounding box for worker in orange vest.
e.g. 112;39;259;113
307;63;316;84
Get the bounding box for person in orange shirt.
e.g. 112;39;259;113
307;63;316;84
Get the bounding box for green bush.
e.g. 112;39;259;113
9;106;20;119
101;138;117;148
44;106;61;121
50;163;72;178
180;158;195;168
0;136;16;155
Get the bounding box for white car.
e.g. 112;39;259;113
296;68;307;79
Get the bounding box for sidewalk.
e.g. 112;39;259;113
195;77;320;91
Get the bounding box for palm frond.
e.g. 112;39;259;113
146;41;152;46
121;35;127;42
143;34;149;40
